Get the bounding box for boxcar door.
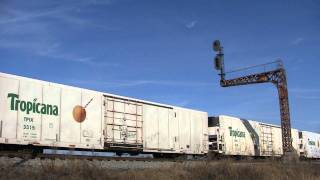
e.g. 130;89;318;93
105;97;142;149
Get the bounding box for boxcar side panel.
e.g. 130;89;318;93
41;85;61;143
178;108;191;153
80;91;102;147
220;116;250;155
272;126;283;156
190;112;201;154
143;104;159;149
158;107;169;150
169;110;179;151
301;131;320;158
201;113;208;153
0;77;19;141
17;81;42;141
60;88;81;144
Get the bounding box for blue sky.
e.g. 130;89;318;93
1;0;319;132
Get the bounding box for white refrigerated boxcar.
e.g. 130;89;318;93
0;72;208;155
298;131;320;158
208;115;300;157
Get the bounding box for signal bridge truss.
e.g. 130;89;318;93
212;40;293;153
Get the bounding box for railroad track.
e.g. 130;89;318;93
0;150;201;164
0;150;318;166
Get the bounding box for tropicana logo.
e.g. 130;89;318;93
308;140;316;146
7;93;59;116
228;127;246;138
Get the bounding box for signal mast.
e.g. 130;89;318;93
212;40;293;154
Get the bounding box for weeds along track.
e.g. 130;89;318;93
1;151;320;180
1;156;319;180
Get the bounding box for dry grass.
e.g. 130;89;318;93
0;159;319;180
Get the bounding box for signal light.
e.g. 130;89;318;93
214;55;223;70
213;40;221;52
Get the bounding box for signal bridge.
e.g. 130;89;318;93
212;40;292;153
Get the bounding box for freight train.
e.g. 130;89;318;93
208;116;320;159
0;72;319;159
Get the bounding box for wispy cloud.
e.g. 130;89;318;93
0;3;119;67
38;48;119;67
35;42;119;66
185;20;197;29
290;88;320;93
290;87;320;100
0;0;116;25
0;7;72;25
291;37;304;45
295;95;320;100
0;37;118;66
87;0;113;5
0;4;118;30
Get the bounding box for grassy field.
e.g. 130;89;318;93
0;159;319;180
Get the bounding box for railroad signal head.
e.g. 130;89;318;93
214;55;223;70
213;40;221;52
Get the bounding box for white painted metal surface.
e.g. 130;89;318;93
0;73;104;149
208;115;300;157
105;96;143;146
0;72;208;155
291;128;300;155
143;106;208;154
299;131;320;158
